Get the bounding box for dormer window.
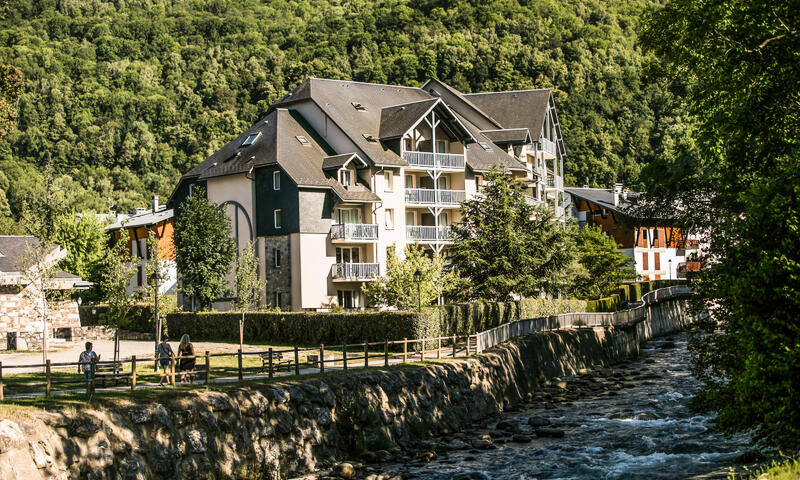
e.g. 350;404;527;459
351;102;367;111
340;169;353;187
241;132;260;147
296;135;311;146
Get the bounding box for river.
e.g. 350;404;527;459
383;333;752;480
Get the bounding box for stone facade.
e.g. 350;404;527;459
261;235;291;311
0;285;81;350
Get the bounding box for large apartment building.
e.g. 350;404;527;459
170;78;567;311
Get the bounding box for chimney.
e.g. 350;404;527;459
152;195;159;212
613;183;623;206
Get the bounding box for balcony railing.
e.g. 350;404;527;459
406;226;452;242
405;188;466;205
330;223;378;241
546;174;564;190
332;263;380;281
540;138;558;157
403;151;465;170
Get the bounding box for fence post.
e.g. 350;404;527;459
403;338;408;363
319;345;325;374
131;356;137;391
437;337;442;359
237;349;243;381
268;348;274;379
170;355;176;386
466;336;471;356
0;361;3;401
45;360;51;397
294;346;300;376
204;351;210;385
384;340;389;367
419;339;424;362
342;346;348;371
90;357;96;393
363;341;368;368
452;335;457;358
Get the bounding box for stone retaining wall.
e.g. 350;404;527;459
0;294;696;480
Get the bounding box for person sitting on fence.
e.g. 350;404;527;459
78;342;100;385
177;334;196;384
156;335;174;386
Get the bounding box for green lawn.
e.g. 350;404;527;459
739;460;800;480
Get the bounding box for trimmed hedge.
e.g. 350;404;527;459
166;298;587;345
585;280;683;312
167;311;420;345
79;303;156;333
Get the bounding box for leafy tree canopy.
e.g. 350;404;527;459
51;211;108;300
572;225;636;299
362;244;461;310
173;187;236;310
450;169;572;301
642;0;800;450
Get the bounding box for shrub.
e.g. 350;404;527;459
79;303;156;333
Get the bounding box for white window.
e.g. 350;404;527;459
405;212;415;226
340;169;353;187
436;139;448;153
384;171;393;192
336;246;360;263
437;175;448;190
273;170;281;190
385;209;394;229
405;175;414;189
274;209;282;229
475;174;483;190
440;212;450;226
336;208;361;224
273;248;281;268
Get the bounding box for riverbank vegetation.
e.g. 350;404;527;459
642;0;800;452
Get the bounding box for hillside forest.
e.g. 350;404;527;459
0;0;688;233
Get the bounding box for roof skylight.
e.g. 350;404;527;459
362;133;377;142
479;142;492;151
296;135;311;146
241;132;260;147
351;102;367;111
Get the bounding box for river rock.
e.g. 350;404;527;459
334;462;356;479
660;341;676;349
511;434;532;443
453;472;491;480
495;420;517;432
128;408;152;424
535;427;565;438
635;412;658;421
527;416;550;427
470;439;496;450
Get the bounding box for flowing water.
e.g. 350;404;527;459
387;333;752;480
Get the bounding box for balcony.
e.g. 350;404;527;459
540;138;558;158
406;226;452;243
403;151;465;170
405;188;466;205
332;262;380;281
330;223;378;242
546;173;564;190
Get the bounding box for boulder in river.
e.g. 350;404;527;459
527;416;550;427
535;427;565;438
453;472;491;480
334;462;356;479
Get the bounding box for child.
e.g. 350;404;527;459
156;335;174;386
78;342;100;386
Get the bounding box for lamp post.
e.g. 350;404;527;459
668;259;672;281
149;271;162;371
413;269;423;312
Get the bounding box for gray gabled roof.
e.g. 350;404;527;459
105;208;173;231
0;236;51;273
480;128;532;145
322;153;368;170
464;89;551;141
378;98;439;140
565;187;641;216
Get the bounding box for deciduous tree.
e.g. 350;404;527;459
572;225;636;299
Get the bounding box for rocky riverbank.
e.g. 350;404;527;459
0;296;694;480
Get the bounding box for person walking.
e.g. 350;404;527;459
177;334;196;384
156;335;174;386
78;342;100;387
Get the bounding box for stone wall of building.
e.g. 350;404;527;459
261;235;291;311
0;285;81;350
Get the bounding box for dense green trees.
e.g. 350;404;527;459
572;225;636;299
173;188;236;310
0;0;684;231
642;0;800;450
450;170;572;300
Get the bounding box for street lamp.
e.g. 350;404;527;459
149;271;163;371
668;259;672;281
413;269;423;312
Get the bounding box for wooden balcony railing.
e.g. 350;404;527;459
403;151;465;169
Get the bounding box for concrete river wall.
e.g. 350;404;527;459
0;290;697;480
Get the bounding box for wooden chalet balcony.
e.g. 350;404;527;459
405;188;466;205
330;223;378;242
406;225;452;243
403;151;465;170
332;262;379;281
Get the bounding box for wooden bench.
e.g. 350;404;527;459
94;362;129;387
260;352;291;373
